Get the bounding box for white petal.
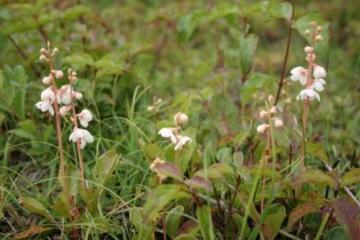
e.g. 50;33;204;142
290;66;307;85
83;130;94;143
313;65;326;79
297;89;320;101
79;139;86;149
41;88;55;103
158;128;175;138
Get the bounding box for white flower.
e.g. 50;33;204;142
41;87;56;103
290;66;308;85
69;128;94;149
59;105;71;116
58;85;72;105
42;76;52;85
158;128;177;143
54;70;64;79
304;46;314;53
259;110;268;119
296;89;320;101
174;135;192;151
269;106;277;114
73;91;83;100
174;112;189;126
312;78;326;92
257;123;269;134
313;65;326;79
273;118;284;128
35;101;54;116
77;109;93;127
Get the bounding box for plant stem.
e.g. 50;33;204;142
314;212;330;240
300;99;309;171
274;4;295;105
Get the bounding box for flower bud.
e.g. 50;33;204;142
174;112;189;126
304;29;310;35
304;46;314;53
316;26;323;32
310;21;317;27
39;55;48;62
274;118;284;128
315;35;323;42
59;106;71;116
267;95;274;104
52;48;59;55
42;76;52;85
54;70;64;79
257;124;269;134
147;105;155;112
259;110;268;119
74;92;83;100
269;106;277;114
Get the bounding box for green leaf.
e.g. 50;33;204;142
261;204;286;240
19;197;54;222
93;150;120;186
130;207;153;240
64;52;94;69
325;227;349;240
287;202;320;229
194;163;233;180
306;142;330;164
341;168;360;187
240;73;276;103
95;53;126;79
238;33;258;78
142;184;189;223
293;169;337;188
266;1;293;21
166;205;184;239
196;205;215;240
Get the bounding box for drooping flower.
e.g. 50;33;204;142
42;76;52;85
77;109;93;127
290;66;308;85
59;105;72;116
40;87;56;103
273;118;284;128
313;65;326;79
257;123;269;134
174;135;192;151
35;101;54;116
58;85;72;105
174;112;189;126
158;128;177;144
53;70;64;79
69;128;94;149
311;78;326;92
296;89;320;101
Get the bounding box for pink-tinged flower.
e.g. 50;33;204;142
313;65;326;79
77;109;93;127
58;85;72;105
312;78;326;92
257;123;269;134
174;112;189;126
54;70;64;79
296;89;320;101
42;76;52;85
59;105;72;117
273;118;284;128
35;101;54;116
73;91;83;100
174;135;192;151
41;87;56;103
290;66;308;85
158;128;177;143
69;128;94;149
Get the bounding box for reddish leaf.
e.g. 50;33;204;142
333;197;360;240
287;202;320;228
185;176;212;191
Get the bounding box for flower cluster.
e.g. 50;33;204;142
290;22;326;101
257;96;283;134
35;44;94;149
158;112;191;151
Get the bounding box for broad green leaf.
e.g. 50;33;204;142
238;33;258;78
194;163;233;180
64;52;94;69
249;166;282;180
325;227;349;240
196;205;215;240
19;197;54;222
142;143;163;160
261;204;286;240
287;202;320;228
93;150;119;186
240;73;276;103
95;53;126;78
341;168;360;187
142;184;189;223
266;1;293;21
293;170;337;188
166;205;184;239
306;142;329;164
130;207;153;240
